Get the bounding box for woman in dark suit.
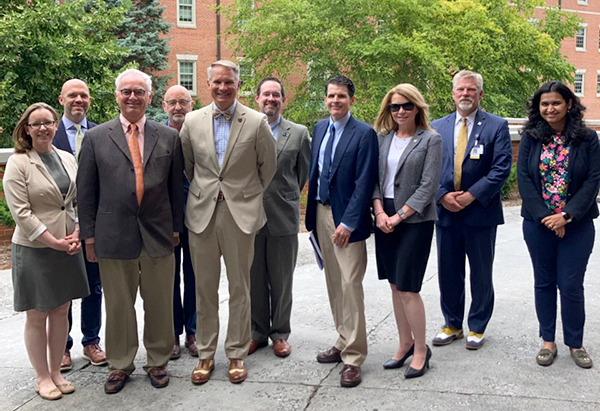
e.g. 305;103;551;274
372;84;442;378
3;103;89;399
518;81;600;369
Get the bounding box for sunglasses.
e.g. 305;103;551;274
388;102;415;112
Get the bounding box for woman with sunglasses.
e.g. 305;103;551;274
3;103;89;400
372;84;442;378
518;81;600;368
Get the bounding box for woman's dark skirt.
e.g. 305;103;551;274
374;199;434;293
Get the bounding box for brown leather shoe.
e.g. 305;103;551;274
191;359;214;385
185;334;198;357
340;364;362;387
147;367;169;388
60;349;72;372
273;339;292;358
248;339;268;355
171;338;181;360
228;358;248;384
83;343;107;366
316;346;342;363
104;370;128;394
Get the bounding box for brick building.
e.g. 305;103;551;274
158;0;600;118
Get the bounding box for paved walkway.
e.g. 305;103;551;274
1;206;599;410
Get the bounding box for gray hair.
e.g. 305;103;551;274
115;69;153;92
452;70;483;92
207;60;240;82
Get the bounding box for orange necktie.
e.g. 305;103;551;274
127;124;144;205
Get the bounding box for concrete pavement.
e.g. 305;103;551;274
1;206;599;410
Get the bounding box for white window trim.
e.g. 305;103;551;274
576;24;587;51
578;0;588;6
177;54;198;96
177;0;196;29
596;70;600;97
237;57;255;97
575;69;586;97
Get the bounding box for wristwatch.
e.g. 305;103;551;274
561;212;573;223
398;209;406;220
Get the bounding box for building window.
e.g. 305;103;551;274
237;57;255;97
578;0;588;5
597;71;600;96
576;25;587;51
177;0;195;28
574;70;585;96
177;55;198;95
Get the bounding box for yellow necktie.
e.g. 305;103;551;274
74;124;84;160
454;117;468;191
127;124;144;205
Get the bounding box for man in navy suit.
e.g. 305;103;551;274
431;70;512;350
53;79;106;370
305;76;378;387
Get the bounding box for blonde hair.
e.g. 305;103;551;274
13;103;59;154
373;84;431;135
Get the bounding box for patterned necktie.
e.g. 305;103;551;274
74;124;84;160
127;124;144;205
213;108;232;121
319;124;336;203
454;117;468;191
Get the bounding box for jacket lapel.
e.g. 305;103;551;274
108;119;133;163
464;110;485;162
201;109;219;171
276;118;291;158
379;131;393;185
142;121;159;167
221;106;245;170
330;117;355;176
396;128;423;174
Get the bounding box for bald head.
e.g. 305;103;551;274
162;85;193;131
59;79;91;123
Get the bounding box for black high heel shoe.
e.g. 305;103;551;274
383;343;415;369
404;345;431;378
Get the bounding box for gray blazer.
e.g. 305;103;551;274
262;117;311;237
373;127;442;223
77;117;184;259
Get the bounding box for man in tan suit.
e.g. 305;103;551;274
180;60;276;385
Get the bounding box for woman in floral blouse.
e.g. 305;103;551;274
518;81;600;369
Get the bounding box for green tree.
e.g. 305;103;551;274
0;0;129;146
225;0;580;127
106;0;172;121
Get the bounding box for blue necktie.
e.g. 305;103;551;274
319;124;336;204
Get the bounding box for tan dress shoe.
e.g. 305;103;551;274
83;343;107;366
228;358;248;384
60;349;72;372
191;359;214;385
273;339;292;357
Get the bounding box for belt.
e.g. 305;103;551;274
217;191;225;202
318;200;330;206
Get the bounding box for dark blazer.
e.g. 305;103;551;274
263;118;311;237
518;128;600;224
432;109;512;227
77;117;184;259
305;115;378;243
53;118;97;154
372;127;442;223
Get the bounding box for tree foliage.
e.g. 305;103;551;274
0;0;129;147
106;0;172;121
225;0;580;127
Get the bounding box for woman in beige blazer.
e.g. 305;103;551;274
372;84;442;379
3;103;88;400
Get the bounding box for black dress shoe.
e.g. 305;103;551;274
404;345;432;379
383;344;415;369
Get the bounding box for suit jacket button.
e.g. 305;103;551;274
61;206;65;210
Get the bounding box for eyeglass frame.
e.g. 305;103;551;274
388;102;415;112
164;99;192;107
27;120;57;129
119;88;148;97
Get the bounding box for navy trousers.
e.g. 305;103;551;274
67;245;102;348
173;227;197;337
523;219;594;348
436;223;497;333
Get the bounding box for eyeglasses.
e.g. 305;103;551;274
27;120;56;129
165;99;191;107
388;102;415;112
120;89;147;97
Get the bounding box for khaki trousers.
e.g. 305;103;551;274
98;250;174;373
316;203;368;366
188;201;255;360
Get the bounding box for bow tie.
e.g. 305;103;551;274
213;109;232;121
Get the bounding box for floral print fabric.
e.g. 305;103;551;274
540;133;570;213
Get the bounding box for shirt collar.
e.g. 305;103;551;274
329;111;351;130
212;100;237;116
62;115;88;130
119;113;146;133
455;109;478;126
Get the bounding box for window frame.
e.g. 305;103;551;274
177;55;198;96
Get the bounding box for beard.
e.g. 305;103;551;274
458;100;475;112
